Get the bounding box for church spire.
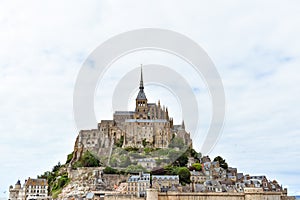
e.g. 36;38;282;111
136;64;147;100
139;64;144;90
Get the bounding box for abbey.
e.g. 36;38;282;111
72;67;192;161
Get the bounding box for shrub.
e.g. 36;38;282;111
115;136;124;148
72;151;101;169
66;152;73;164
103;166;118;174
175;167;191;184
144;147;154;154
81;151;101;167
192;163;202;171
51;175;70;198
124;146;139;152
213;156;228;170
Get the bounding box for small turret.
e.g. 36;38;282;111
170;117;173;128
182;120;185;130
166;107;169;120
15;180;21;189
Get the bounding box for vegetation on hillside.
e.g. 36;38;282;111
46;140;229;190
115;136;124;148
35;132;233;199
65;152;73;164
38;162;69;199
37;150;103;198
72;150;101;169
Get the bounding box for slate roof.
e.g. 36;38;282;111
114;111;135;115
25;178;48;186
152;175;179;180
125;119;168;123
136;90;147;100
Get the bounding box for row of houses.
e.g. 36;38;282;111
111;155;287;197
189;158;285;193
9;178;51;200
118;172;180;197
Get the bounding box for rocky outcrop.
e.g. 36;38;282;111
59;167;127;199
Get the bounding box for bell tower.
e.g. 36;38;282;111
135;65;148;119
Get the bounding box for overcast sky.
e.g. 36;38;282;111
1;0;300;198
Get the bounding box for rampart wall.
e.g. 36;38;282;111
142;189;295;200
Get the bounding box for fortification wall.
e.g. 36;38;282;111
144;190;291;200
104;194;143;200
158;192;244;200
281;196;296;200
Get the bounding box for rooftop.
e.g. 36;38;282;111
125;119;168;123
25;178;48;186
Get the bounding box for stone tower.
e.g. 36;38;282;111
135;65;149;119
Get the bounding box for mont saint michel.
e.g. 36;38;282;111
71;67;192;165
8;67;295;200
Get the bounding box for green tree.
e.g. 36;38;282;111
175;153;188;167
103;166;118;174
164;164;175;175
196;152;202;161
81;151;101;167
190;148;197;158
52;162;61;173
192;163;202;171
175;167;191;185
72;151;101;168
66;152;73;164
213;156;228;170
189;148;202;161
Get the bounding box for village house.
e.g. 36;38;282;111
126;172;150;197
190;170;206;184
204;180;223;192
152;175;179;192
9;178;50;200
